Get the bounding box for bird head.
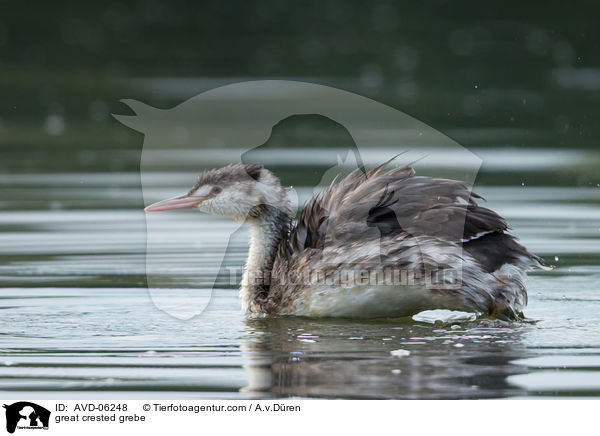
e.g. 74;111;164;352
144;163;290;221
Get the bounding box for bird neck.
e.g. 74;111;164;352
241;205;292;313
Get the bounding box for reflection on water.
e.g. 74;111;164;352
0;148;599;399
242;317;528;399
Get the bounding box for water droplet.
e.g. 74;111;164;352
554;256;560;261
390;349;411;357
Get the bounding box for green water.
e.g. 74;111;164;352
2;1;600;399
1;148;599;399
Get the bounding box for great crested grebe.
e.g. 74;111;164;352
145;161;545;320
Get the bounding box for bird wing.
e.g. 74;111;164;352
288;162;508;253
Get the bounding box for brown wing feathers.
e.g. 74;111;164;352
286;161;536;273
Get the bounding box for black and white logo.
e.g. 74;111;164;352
3;402;50;434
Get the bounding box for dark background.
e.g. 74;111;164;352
1;1;599;175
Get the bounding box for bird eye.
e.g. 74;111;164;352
212;186;223;194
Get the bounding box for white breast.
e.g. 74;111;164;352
288;284;456;318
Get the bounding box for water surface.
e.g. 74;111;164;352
1;148;599;399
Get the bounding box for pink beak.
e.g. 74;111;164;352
144;195;206;212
